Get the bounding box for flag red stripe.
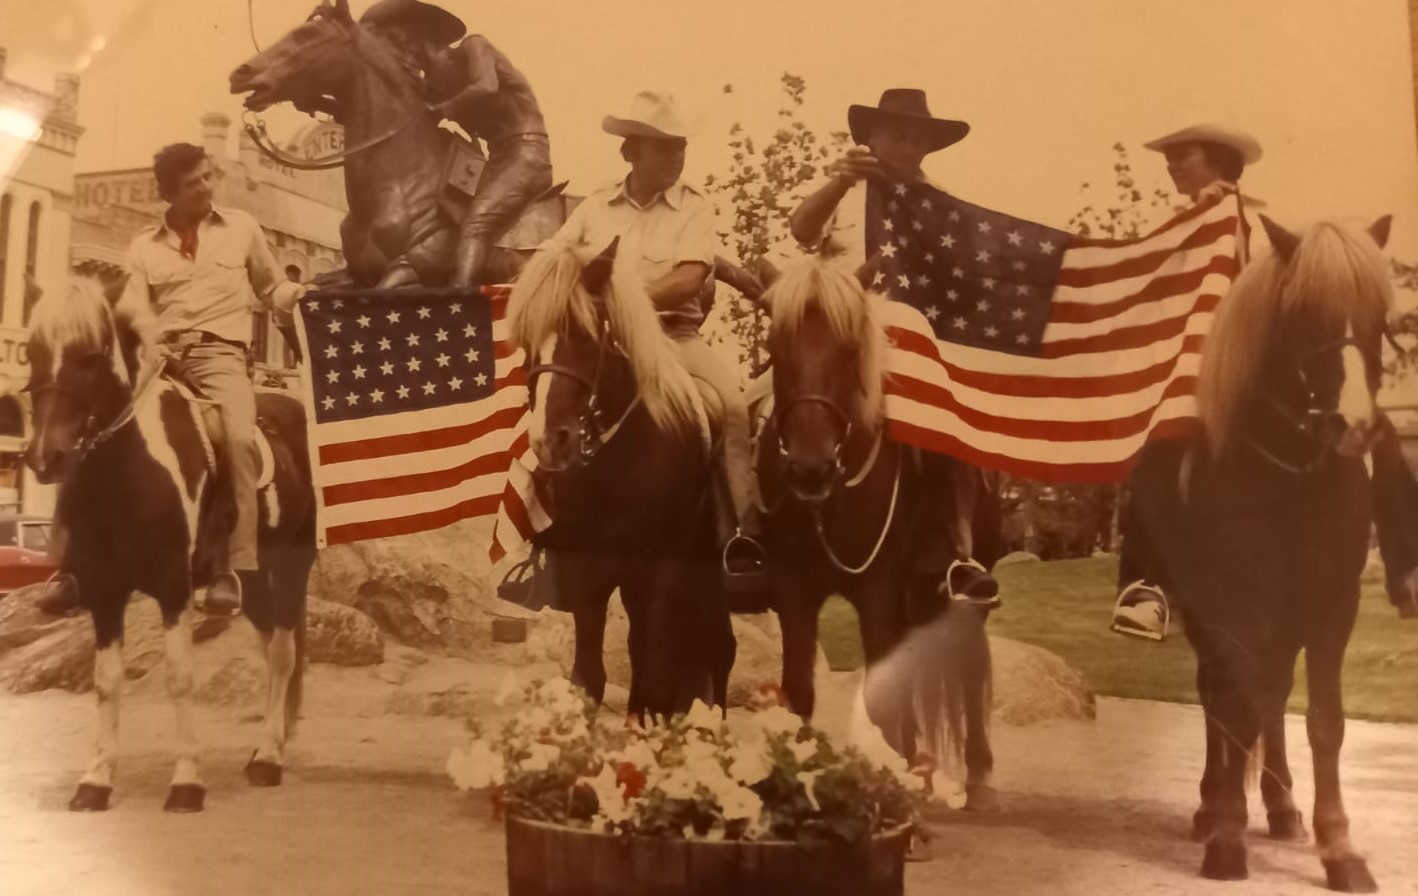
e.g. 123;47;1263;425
325;495;504;544
889;331;1208;399
1056;218;1236;288
322;448;517;506
1067;198;1221;249
1039;293;1220;358
887;373;1198;442
318;403;527;465
885;416;1200;483
1050;254;1238;323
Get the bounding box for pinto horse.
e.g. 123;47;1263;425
507;241;733;718
228;0;566;288
755;257;996;809
25;279;316;812
1131;215;1392;890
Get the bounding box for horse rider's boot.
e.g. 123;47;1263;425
1110;579;1170;640
451;235;492;289
36;572;83;616
1388;566;1418;619
204;571;243;616
942;558;1001;611
720;482;770;611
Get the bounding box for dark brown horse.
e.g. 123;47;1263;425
1131;215;1392;891
755;256;996;810
507;241;733;719
228;0;566;288
24;278;316;812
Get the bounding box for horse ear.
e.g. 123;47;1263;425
331;0;352;20
1368;215;1392;250
1259;214;1300;262
580;238;619;296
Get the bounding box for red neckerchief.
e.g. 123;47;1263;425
166;211;201;260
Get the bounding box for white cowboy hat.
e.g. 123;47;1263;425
1143;123;1263;165
601;91;696;140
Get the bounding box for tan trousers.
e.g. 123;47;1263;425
672;333;755;538
171;341;259;571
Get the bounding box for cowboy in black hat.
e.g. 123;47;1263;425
359;0;553;288
790;89;999;610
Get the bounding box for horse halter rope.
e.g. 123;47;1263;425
30;355;167;467
526;318;641;469
1247;334;1377;475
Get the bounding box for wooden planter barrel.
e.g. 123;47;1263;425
505;815;909;896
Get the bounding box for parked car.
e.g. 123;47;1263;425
0;515;59;597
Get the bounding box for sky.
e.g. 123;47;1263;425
3;0;1415;240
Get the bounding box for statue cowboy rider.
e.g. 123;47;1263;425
358;0;554;288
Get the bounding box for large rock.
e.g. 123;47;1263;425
0;588;172;694
306;598;384;666
311;519;499;656
990;637;1096;724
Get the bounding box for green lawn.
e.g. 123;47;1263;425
817;556;1418;723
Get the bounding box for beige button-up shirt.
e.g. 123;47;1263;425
547;177;717;331
120;206;295;347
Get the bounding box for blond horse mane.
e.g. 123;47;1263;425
27;276;117;360
764;256;887;429
1197;221;1392;455
507;244;702;434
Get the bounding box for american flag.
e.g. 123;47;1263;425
290;285;528;547
871;176;1244;482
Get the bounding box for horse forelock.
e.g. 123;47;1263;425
1198;220;1392;454
766;257;887;426
29;278;118;377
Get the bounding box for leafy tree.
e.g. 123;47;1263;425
701;74;850;374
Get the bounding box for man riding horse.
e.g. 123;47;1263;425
788;88;1000;609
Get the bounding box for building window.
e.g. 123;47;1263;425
0;194;10;306
252;310;271;366
23;201;40;322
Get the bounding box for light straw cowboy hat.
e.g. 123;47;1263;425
601;91;697;140
847;89;970;153
1143;123;1263;165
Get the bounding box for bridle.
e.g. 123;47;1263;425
28;349;165;471
526;316;641;470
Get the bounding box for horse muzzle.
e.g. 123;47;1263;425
228;69;277;110
783;457;839;504
25;441;72;486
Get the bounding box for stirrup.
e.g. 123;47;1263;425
944;558;1000;608
497;549;543;607
1110;580;1170;641
722;530;767;585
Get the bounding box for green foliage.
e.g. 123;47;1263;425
703;73;850;373
1066;142;1174;240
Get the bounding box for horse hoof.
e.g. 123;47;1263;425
1190;809;1216;842
69;783;111;812
963;783;1001;813
163;783;206;813
905;829;933;862
245;759;283;788
1201;839;1248;881
1267;809;1307;841
1323;858;1378;893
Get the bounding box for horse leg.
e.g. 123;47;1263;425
244;549;310;787
71;592;126;812
557;552;615;707
1192;653;1225;842
777;582;821;721
1198;645;1258;881
157;571;205;813
1260;645;1306;841
855;581;913;762
1306;605;1377;893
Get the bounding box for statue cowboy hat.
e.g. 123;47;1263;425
847;89;970;152
1142;123;1263;165
601;91;697;140
359;0;467;46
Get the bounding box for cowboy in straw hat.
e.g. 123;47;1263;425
359;0;553;289
789;88;1000;611
547;90;767;584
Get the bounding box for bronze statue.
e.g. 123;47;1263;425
228;0;564;288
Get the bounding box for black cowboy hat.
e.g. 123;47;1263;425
847;89;970;153
359;0;467;45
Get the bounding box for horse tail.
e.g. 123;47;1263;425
1246;732;1265;794
910;607;992;775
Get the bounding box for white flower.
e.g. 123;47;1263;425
579;764;635;823
683;698;722;731
494;670;519;706
614;739;657;771
789;737;818;764
682;733;720;765
655;768;698;801
728;741;773;786
718;785;764;824
753;705;803;737
797;770;826;811
446;740;505;791
518;741;560;773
